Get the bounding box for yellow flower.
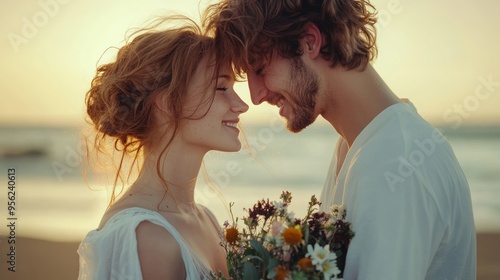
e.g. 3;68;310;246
282;225;303;245
225;227;239;243
275;265;290;280
297;257;313;270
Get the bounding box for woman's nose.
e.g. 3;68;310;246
232;91;249;113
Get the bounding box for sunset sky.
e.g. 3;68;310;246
1;0;499;126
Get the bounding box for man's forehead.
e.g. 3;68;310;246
248;54;271;69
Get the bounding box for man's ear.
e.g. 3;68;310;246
301;22;322;59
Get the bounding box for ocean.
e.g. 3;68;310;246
0;123;499;242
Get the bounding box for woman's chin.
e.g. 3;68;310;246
225;143;242;153
210;141;242;153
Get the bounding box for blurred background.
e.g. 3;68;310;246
0;0;499;279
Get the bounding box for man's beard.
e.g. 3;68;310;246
287;57;320;133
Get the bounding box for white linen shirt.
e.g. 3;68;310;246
320;103;476;279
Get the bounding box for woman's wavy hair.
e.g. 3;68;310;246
85;16;221;207
204;0;378;76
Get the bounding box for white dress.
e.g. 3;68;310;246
320;103;476;279
77;207;213;280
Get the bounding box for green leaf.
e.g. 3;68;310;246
291;271;309;280
242;261;260;280
267;268;276;279
244;255;264;263
268;257;279;269
302;223;310;254
250;239;270;262
265;258;280;280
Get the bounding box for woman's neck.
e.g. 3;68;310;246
127;141;207;213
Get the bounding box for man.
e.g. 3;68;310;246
204;0;476;279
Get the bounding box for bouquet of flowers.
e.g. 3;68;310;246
212;191;354;280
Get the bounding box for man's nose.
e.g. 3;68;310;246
247;72;268;105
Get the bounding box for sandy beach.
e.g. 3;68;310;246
0;233;498;279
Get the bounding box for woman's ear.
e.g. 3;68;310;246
154;94;172;117
301;22;322;59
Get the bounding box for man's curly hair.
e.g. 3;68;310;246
204;0;378;77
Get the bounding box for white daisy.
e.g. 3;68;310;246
305;244;337;271
321;259;341;279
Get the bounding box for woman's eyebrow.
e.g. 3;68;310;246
216;74;234;82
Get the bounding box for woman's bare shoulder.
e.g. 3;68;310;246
135;220;185;279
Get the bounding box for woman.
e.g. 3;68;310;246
78;16;248;279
